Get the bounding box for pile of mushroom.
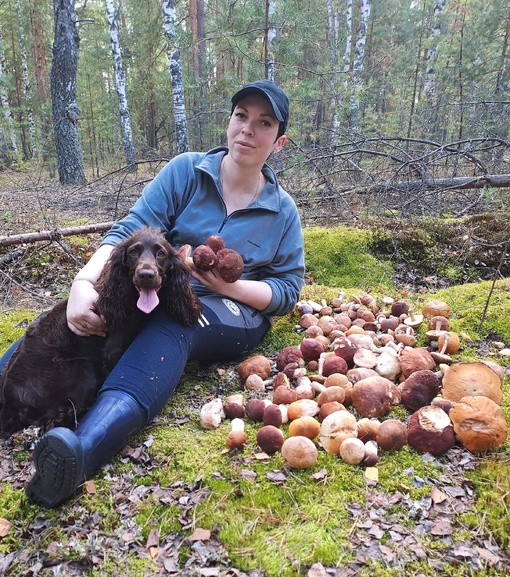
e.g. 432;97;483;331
199;293;508;469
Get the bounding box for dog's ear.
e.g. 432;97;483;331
163;253;202;325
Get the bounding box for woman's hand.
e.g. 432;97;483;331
190;267;272;311
67;280;106;337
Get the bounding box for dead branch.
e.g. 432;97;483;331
0;222;115;248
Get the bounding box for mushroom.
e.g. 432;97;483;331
319;410;358;454
216;248;244;283
437;331;461;355
376;419;407;451
300;338;328;362
449;396;508;451
256;425;285;454
287;399;320;420
406;405;455;456
400;369;439;412
205;234;226;253
288;416;321;440
222;401;245;420
276;347;303;371
199;398;225;429
245;398;267;422
237;355;272;381
391;300;409;318
244;373;266;392
375;350;402;382
318;401;346;422
192;244;218;271
404;309;424;329
263;404;284;427
316;386;346;406
351;376;401;418
399;347;436;379
281;436;318;469
339;437;366;464
422;299;451;319
362;440;379;466
272;385;298;405
356;418;381;442
394;325;417;348
226;418;247;449
319;353;348;377
442;362;503;404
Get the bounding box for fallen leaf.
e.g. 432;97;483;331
431;486;447;504
0;517;10;537
365;467;378;483
307;562;326;577
430;517;453;535
188;528;211;542
149;546;158;558
84;479;96;495
146;528;159;549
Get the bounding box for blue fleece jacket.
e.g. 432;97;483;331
101;147;305;318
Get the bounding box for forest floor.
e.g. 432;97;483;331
0;169;509;576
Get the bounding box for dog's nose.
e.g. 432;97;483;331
137;268;155;280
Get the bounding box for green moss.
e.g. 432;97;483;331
0;309;39;354
303;226;394;291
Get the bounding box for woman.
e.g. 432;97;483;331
19;80;305;508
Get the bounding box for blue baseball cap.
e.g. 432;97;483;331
231;80;290;135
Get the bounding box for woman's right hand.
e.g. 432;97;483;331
66;279;106;337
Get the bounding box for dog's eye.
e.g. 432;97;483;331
157;249;167;258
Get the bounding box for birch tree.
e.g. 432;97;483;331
51;0;85;184
349;0;371;130
105;0;136;168
423;0;445;105
162;0;189;154
327;0;340;143
265;0;277;82
15;0;36;159
0;22;18;163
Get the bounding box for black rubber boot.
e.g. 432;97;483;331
25;390;145;508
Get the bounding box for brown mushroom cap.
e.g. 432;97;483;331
322;354;349;376
319;410;358;454
442;362;503;404
287;399;320;420
192;244;218;271
407;405;455;456
400;369;439;412
339;437;366;464
281;436;318;469
351;376;401;418
205;234;226;253
226;420;247;449
356;418;381;442
216;248;244;282
316;386;346;406
288;416;321;440
263;404;283;427
399;347;436;379
376;419;407;451
318;401;347;422
422;299;451;319
332;336;358;368
449;395;508;451
223;402;245;420
300;338;328;362
237;355;272;381
256;425;285;454
276;347;303;371
437;331;460;354
391;300;409;317
245;398;267;422
272;386;298;405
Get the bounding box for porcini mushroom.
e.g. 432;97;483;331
288;416;321;440
237;355;272;381
257;425;285;454
199;398;225;429
339;437;366;465
376;419;407;451
351;376;401;418
400;369;439;412
192;244;218;271
449;395;508;451
319;410;358;454
406;405;455;456
216;248;244;283
442;362;503;404
226;418;247;449
422;299;451;319
281;436;318;469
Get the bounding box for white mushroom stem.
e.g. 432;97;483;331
439;333;450;355
230;418;245;433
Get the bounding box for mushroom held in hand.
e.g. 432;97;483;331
216;248;244;283
281;436;318;469
192;244;218;271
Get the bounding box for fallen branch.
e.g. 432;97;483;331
0;222;115;248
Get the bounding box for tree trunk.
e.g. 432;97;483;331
0;23;18;164
265;0;278;82
162;0;189;154
349;0;371;130
51;0;86;184
423;0;445;106
105;0;136;168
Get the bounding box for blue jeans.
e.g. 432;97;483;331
0;295;270;423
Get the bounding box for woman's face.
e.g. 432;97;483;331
227;94;286;166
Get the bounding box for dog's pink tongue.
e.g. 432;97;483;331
137;289;160;314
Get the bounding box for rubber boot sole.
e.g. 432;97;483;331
25;428;84;508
